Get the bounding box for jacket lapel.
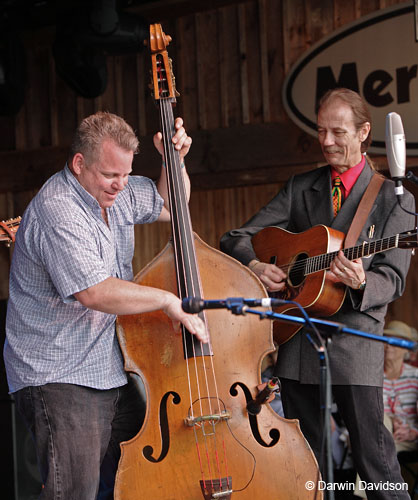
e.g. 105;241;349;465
331;162;375;234
304;167;334;227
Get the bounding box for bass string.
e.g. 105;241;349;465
161;99;229;488
159;97;231;487
159;98;202;413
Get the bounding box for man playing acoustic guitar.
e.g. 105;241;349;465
220;88;415;499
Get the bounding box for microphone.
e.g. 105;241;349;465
385;112;406;196
246;377;281;415
181;297;287;314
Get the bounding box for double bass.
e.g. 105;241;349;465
115;24;321;500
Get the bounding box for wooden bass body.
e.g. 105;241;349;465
115;235;321;500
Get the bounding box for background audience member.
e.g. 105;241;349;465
383;320;418;453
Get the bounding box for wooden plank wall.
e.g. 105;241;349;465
1;0;416;329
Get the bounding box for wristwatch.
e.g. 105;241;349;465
358;278;366;291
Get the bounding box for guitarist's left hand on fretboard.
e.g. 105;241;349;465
328;249;366;290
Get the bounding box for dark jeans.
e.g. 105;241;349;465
14;377;145;500
280;378;410;500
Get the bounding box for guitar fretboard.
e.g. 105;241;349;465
0;216;21;244
305;234;399;275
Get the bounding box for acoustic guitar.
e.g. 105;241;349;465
0;217;20;247
252;224;418;345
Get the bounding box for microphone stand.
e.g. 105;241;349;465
224;298;334;499
219;299;417;500
393;172;418;218
406;170;418;185
250;310;416;350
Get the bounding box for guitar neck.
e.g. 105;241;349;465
306;234;400;274
0;216;21;246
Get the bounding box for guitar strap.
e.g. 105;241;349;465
344;173;385;249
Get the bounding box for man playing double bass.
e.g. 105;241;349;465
220;88;414;498
4;111;207;499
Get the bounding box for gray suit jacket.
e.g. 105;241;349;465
220;163;415;385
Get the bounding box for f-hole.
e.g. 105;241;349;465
230;382;280;448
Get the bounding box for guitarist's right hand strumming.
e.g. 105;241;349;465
249;241;367;294
248;259;287;292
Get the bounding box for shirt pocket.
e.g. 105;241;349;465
114;222;135;280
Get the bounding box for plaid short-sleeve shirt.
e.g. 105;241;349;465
4;165;164;393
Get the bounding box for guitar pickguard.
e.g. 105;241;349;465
273;283;303;302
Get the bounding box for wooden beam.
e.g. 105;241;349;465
199;121;323;169
189;162;321;189
0;121;323;192
3;122;417;194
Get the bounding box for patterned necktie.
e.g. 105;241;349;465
332;176;344;216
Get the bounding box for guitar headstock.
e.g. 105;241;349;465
0;216;21;247
398;228;418;249
149;23;179;102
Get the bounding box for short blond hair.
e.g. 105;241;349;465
69;111;139;165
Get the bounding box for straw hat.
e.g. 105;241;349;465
383;320;412;341
410;327;418;343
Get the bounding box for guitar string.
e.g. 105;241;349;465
273;233;413;277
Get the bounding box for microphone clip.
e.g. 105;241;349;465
246;377;281;416
406;170;418;185
226;298;249;316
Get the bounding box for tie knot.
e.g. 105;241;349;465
333;176;342;187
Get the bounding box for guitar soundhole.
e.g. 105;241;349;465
288;252;308;287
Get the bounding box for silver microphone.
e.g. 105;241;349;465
385;112;406;196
